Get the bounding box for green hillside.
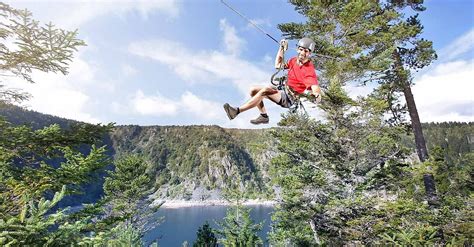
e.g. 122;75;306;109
110;125;276;200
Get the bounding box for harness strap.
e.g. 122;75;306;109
283;83;306;113
274;72;311;115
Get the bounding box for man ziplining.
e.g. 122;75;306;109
223;37;322;125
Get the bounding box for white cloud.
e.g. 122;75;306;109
133;0;179;19
109;83;312;128
412;59;474;122
180;91;222;120
439;28;474;61
262;54;273;64
111;101;126;115
343;29;474;123
128;39;215;83
6;0;180;29
128;90;226;121
122;64;138;76
129;39;269;95
220;19;246;56
344;83;374;99
4;63;101;123
128;19;270;95
26;82;99;123
124;89;302;128
68;56;96;85
131;90;178;116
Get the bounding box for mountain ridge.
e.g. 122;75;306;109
2;104;472;205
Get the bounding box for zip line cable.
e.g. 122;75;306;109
220;0;338;60
220;0;279;44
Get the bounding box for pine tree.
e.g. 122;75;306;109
0;119;112;214
0;118;115;245
216;205;264;247
0;3;161;245
381;0;439;206
0;118;164;245
216;188;264;246
269;92;408;245
103;154;159;233
193;221;218;247
0;2;85;104
277;1;410;151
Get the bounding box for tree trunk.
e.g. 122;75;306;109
401;74;439;207
394;50;439;207
309;218;321;245
402;83;428;162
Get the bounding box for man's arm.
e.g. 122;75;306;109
274;39;288;69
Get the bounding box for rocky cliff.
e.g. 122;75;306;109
110;125;277;200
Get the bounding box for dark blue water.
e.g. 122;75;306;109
143;205;274;246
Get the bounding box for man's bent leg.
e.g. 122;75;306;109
223;86;267;121
250;86;266;113
224;86;280;122
240;87;279;112
265;89;283;105
250;89;283;124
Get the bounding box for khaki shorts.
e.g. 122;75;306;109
278;89;294;108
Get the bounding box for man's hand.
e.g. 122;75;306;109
275;39;288;69
311;85;322;103
312;92;322;103
303;89;321;104
280;39;288;51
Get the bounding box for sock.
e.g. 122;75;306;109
236;107;240;114
261;113;268;118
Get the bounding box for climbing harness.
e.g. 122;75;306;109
271;75;319;115
270;44;319;115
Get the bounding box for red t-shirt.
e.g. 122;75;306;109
286;57;318;94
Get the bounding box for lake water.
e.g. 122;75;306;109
143;205;274;246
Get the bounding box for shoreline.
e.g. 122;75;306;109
153;199;277;209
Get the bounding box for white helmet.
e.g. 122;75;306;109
297;37;316;52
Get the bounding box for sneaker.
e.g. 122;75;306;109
223;103;238;120
250;115;269;125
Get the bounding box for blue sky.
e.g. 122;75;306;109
5;0;474;128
